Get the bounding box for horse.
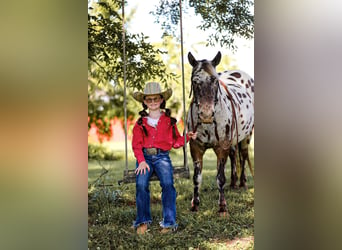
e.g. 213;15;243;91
187;51;254;215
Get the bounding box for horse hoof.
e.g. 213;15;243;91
190;206;198;212
239;183;248;190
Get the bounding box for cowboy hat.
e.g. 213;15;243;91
133;82;172;103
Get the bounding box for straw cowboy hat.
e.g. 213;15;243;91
133;82;172;103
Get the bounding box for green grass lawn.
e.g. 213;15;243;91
88;141;254;249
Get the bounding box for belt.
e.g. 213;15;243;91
143;148;168;155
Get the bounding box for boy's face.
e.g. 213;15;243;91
143;95;163;110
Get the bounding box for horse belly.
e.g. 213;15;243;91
235;108;254;144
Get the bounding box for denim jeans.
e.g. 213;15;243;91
133;151;178;229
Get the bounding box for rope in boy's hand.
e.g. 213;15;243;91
135;161;150;175
188;131;198;139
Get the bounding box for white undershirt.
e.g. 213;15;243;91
147;116;159;127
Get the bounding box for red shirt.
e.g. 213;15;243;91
132;112;190;164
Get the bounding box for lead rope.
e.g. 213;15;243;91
189;99;199;133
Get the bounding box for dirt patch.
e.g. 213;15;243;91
225;236;254;249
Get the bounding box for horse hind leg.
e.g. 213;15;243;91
229;146;238;189
239;138;251;190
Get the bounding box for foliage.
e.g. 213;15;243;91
152;0;254;50
88;0;176;88
88;0;178;138
88;143;122;161
88;0;246;139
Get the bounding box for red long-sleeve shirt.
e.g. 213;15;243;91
132;112;190;164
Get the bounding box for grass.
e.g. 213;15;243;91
88;141;254;249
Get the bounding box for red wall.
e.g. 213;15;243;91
88;117;185;143
88;117;134;143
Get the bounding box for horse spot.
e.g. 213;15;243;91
228;77;236;82
251;86;254;92
241;79;244;83
242;125;246;130
246;105;249;109
240;114;243;118
242;93;247;98
241;120;245;125
237;93;242;98
230;72;241;78
225;124;229;136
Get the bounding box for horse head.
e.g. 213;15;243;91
188;51;221;124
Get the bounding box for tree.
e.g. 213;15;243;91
88;0;178;139
152;0;254;50
88;0;243;140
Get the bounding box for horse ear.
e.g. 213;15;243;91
212;51;222;67
188;52;198;67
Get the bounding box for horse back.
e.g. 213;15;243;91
218;70;254;142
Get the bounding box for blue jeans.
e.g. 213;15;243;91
133;151;178;229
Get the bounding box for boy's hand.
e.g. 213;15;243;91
188;131;198;140
135;161;150;175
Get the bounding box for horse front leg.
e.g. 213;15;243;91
217;158;228;215
214;147;230;216
191;160;203;212
190;140;204;212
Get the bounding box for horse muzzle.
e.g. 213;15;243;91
198;102;215;123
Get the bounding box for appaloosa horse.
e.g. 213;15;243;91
187;51;254;215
